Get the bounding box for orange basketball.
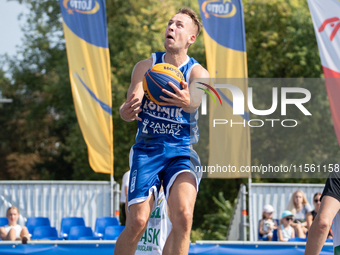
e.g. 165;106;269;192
143;63;184;104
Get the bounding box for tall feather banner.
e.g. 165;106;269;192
198;0;251;178
308;0;340;147
59;0;113;174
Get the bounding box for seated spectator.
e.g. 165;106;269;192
286;190;313;238
311;192;333;239
278;210;295;241
259;204;277;241
0;207;30;244
311;192;321;220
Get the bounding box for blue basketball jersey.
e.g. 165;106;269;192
136;52;200;145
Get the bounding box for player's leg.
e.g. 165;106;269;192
305;195;340;255
163;172;197;255
115;144;163;255
114;194;154;255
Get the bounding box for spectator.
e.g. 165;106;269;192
120;170;130;225
311;192;321;220
259;204;277;241
286;190;313;238
311;192;332;239
0;206;30;244
278;210;295;242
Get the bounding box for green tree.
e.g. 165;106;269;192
0;0;99;180
244;0;322;78
243;0;340;181
192;192;234;241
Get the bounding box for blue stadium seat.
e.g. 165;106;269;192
0;217;8;227
26;217;51;235
103;225;125;240
288;237;307;242
60;217;85;239
94;217;120;237
32;226;58;240
68;226;99;240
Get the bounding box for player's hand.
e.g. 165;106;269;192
120;93;142;122
159;81;191;112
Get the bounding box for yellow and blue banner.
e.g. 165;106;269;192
199;0;250;178
59;0;113;174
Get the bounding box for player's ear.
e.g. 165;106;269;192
189;34;196;44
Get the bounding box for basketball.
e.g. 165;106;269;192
143;63;185;104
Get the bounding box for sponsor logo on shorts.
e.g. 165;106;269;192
130;170;137;193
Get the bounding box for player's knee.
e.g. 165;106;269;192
172;209;193;232
129;215;149;232
316;217;331;232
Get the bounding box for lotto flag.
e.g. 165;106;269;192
59;0;113;174
308;0;340;146
198;0;250;178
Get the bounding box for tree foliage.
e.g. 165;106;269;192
191;192;234;241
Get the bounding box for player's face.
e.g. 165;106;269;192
294;192;303;206
7;209;19;225
164;13;196;52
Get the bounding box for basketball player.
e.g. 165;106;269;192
305;163;340;255
115;7;209;255
135;187;172;255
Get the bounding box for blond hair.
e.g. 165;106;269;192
286;190;310;215
6;206;19;217
177;7;202;37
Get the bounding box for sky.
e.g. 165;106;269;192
0;0;28;57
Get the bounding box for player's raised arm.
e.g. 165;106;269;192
119;58;152;122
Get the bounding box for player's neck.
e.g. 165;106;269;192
164;52;188;68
